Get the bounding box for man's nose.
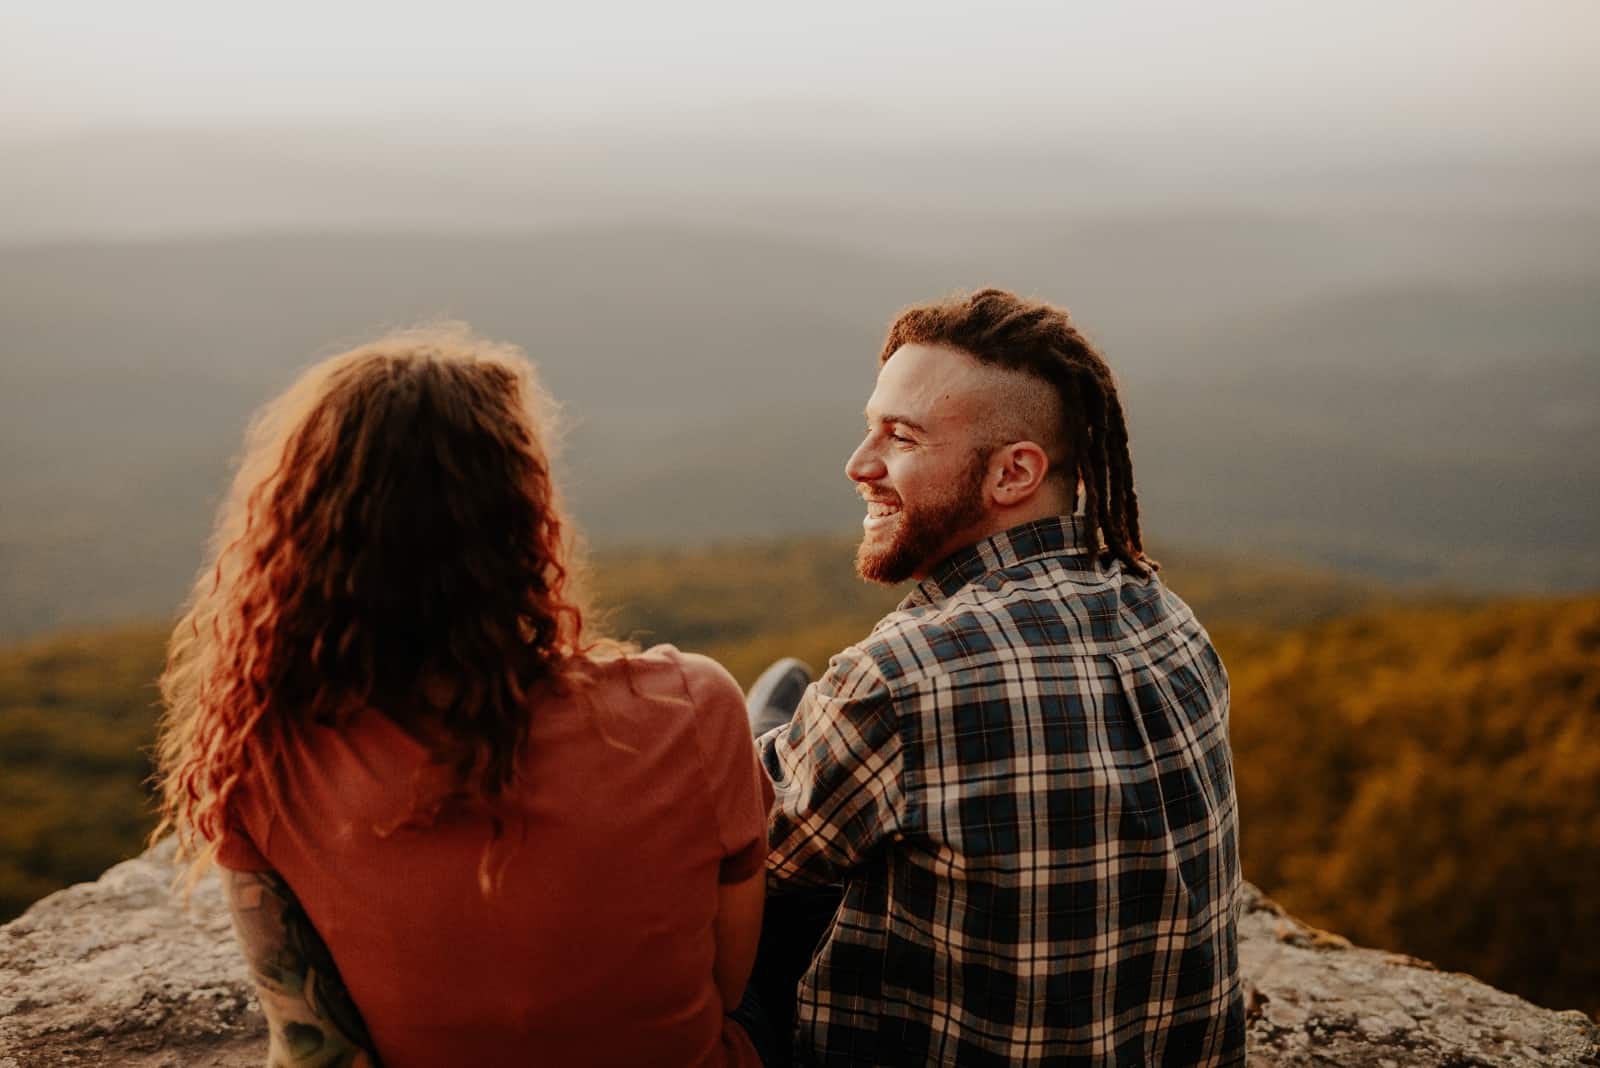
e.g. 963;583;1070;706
846;438;886;484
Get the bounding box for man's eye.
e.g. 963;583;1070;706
889;433;913;446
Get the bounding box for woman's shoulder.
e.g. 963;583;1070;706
584;643;744;711
649;644;743;699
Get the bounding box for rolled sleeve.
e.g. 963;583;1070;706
758;646;904;889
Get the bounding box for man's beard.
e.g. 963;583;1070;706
855;451;989;585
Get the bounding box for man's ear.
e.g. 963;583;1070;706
990;441;1052;506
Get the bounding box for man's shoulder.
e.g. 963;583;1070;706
813;630;899;704
840;592;1013;692
851;560;1210;687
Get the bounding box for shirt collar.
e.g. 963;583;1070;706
897;515;1097;611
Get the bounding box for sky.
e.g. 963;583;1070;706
4;0;1598;150
2;1;1597;240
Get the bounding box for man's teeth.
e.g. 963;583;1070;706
866;501;900;517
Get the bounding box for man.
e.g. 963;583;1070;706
755;289;1244;1066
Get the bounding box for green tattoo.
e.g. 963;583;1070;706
224;869;383;1068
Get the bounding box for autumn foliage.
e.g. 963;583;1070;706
1;541;1595;1018
1219;596;1600;1017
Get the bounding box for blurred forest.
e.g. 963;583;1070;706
1;538;1595;1019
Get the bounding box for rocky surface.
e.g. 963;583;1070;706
2;843;1595;1067
0;840;260;1068
1236;887;1597;1067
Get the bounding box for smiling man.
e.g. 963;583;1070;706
849;334;1069;586
756;289;1244;1066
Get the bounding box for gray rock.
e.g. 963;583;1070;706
2;845;1595;1066
1238;885;1598;1067
0;840;262;1067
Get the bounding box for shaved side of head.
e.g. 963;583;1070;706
969;361;1069;474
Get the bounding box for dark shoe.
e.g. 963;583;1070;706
746;657;813;737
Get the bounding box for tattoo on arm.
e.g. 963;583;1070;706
223;869;383;1068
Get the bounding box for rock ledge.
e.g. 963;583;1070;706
2;843;1596;1067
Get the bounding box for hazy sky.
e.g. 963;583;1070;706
4;1;1598;240
5;0;1598;148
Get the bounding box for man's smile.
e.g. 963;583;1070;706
861;495;902;531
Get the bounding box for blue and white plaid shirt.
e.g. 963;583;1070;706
759;516;1244;1066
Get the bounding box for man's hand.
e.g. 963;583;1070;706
222;868;382;1068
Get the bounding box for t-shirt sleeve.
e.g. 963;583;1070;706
212;785;274;873
683;653;775;884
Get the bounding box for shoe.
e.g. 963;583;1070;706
745;657;814;737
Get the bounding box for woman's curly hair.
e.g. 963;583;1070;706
152;324;598;885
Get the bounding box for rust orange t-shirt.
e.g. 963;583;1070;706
215;646;773;1068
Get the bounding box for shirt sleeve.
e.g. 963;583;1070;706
213;797;274;873
682;652;776;884
758;644;904;889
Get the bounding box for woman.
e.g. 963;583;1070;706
152;325;773;1067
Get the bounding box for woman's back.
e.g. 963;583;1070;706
219;646;770;1068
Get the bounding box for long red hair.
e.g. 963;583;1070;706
152;324;598;883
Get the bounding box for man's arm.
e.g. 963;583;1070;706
760;647;905;888
221;868;382;1068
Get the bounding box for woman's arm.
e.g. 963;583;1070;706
221;868;382;1068
713;867;766;1012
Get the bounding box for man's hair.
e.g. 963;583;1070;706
152;323;599;885
880;288;1157;577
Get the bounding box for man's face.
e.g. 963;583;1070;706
847;343;995;584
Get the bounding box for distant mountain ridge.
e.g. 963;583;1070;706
2;212;1597;637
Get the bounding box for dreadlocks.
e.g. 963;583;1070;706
879;288;1157;577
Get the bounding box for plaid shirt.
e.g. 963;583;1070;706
759;516;1244;1067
